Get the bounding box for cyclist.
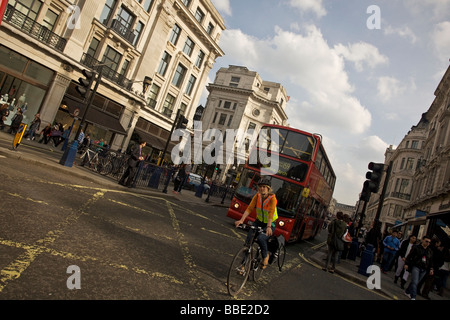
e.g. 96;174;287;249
235;178;278;269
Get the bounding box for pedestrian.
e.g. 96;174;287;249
435;246;449;296
394;235;417;289
323;211;347;273
340;214;352;260
119;140;146;188
173;164;187;193
38;123;52;144
381;229;401;273
420;237;443;299
8;107;23;134
404;235;434;300
0;104;10;130
25;113;41;140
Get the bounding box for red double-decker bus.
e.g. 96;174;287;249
227;124;336;243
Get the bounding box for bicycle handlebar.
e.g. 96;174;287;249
237;224;263;233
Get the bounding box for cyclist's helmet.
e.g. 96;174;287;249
258;178;271;187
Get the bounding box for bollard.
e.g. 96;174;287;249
162;168;174;193
195;177;205;198
358;244;374;276
347;238;359;261
148;166;162;189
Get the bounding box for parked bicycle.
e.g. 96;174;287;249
99;151;128;178
79;146;108;174
227;224;286;296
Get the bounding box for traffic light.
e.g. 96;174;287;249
360;181;371;202
76;69;95;98
365;162;384;193
176;115;188;129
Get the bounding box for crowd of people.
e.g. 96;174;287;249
324;213;450;300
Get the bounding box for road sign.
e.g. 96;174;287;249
13;123;27;149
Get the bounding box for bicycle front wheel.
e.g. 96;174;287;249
277;245;286;271
227;247;251;296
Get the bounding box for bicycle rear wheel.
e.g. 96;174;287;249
227;247;251;296
99;158;112;175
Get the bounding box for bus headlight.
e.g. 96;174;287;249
278;220;285;227
233;203;240;209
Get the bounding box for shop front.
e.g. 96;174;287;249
0;45;53;127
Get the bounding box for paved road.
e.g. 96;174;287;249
0;151;389;302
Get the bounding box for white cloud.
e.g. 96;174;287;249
287;0;327;18
210;0;232;16
432;21;450;62
334;42;389;72
219;26;371;135
384;25;418;44
377;76;407;103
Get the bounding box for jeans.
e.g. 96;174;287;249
405;266;427;299
245;219;274;259
325;245;339;270
381;251;395;271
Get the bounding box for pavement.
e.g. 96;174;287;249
0;129;448;301
309;242;449;300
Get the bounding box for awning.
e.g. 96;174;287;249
135;129;176;152
60;96;126;135
85;107;126;135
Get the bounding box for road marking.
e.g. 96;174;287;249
0;191;105;293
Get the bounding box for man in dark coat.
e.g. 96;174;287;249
119;140;146;187
8;108;23;134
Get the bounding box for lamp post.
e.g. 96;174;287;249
59;66;104;167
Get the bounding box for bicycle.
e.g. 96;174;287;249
79;146;103;173
100;152;128;179
227;224;286;296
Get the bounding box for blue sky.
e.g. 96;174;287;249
204;0;450;205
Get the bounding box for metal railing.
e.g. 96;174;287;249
3;5;67;52
80;53;133;91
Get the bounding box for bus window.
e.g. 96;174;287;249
234;169;259;203
271;179;302;218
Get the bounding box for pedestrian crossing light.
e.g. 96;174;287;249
365;162;384;193
75;69;95;98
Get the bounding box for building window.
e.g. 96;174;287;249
102;46;122;71
146;83;160;109
100;0;117;25
195;50;205;68
182;0;191;8
9;0;42;21
218;113;227;125
195;7;205;23
87;38;100;58
142;0;154;12
185;74;196;96
411;140;419;149
227;115;233;126
133;21;144;46
223;101;231;109
43;9;58;31
172;63;187;88
117;5;135;31
212;112;218;123
119;59;130;77
206;22;214;35
162;93;175;117
157;51;171;77
169;24;181;46
183;37;195;57
180;103;187;116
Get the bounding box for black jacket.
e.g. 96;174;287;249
405;244;433;270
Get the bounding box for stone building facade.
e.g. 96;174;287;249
198;65;289;181
0;0;224;159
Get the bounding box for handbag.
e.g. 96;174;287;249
342;229;352;242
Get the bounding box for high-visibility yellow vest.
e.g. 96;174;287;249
256;193;278;224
